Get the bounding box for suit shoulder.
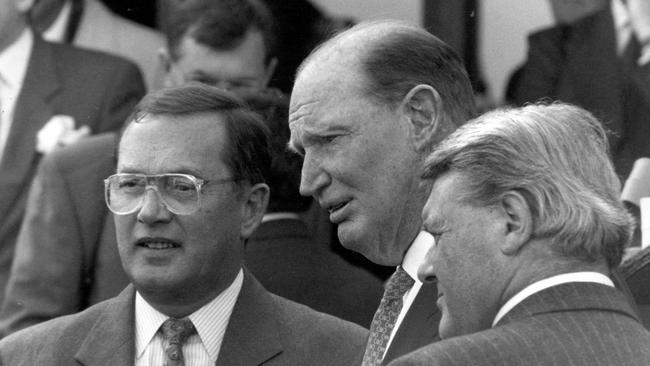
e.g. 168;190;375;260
47;40;141;74
0;298;112;357
41;133;117;174
269;294;367;362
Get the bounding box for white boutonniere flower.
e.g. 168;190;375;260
36;115;90;154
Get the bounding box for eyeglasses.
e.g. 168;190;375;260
104;173;236;215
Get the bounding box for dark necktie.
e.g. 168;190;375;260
362;266;415;366
160;318;196;366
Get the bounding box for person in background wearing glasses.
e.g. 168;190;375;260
0;0;279;337
0;84;367;365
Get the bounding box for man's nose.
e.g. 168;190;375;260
299;152;330;198
418;261;437;283
137;188;173;224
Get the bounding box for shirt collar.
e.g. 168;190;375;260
0;28;33;90
135;268;244;361
261;212;302;223
401;231;435;283
492;271;614;326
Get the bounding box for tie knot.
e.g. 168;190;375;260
161;318;196;345
384;266;415;300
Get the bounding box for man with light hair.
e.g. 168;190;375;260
390;103;650;366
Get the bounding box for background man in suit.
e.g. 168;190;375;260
0;0;144;306
0;84;367;365
29;0;164;90
514;0;650;178
289;20;477;365
159;0;277;94
390;103;650;366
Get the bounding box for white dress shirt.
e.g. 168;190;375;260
612;0;650;65
42;0;73;43
492;271;615;327
383;231;435;358
135;269;244;366
0;28;33;163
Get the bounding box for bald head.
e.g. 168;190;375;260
297;21;477;128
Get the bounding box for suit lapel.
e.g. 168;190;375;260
497;282;640;327
381;281;441;365
216;270;282;365
0;37;60;215
74;285;136;365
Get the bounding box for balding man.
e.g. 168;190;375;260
289;20;477;365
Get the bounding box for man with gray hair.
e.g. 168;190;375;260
289;20;476;365
390;103;650;366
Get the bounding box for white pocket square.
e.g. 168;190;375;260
36;115;90;154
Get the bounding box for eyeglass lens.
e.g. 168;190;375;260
105;174;201;215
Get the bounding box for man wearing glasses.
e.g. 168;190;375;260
0;84;366;365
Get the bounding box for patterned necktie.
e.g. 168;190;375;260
160;318;196;366
362;266;415;366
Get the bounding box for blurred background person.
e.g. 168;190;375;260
513;0;650;178
29;0;164;90
0;0;144;308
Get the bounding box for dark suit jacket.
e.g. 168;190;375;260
245;218;384;327
621;246;650;328
388;282;650;366
381;282;440;365
0;36;144;306
0;270;367;365
514;7;650;177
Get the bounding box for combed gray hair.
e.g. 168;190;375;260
423;102;633;267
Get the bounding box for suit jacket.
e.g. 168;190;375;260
0;37;144;308
514;7;650;177
71;0;164;90
381;282;440;365
621;246;650;328
245;218;384;327
0;134;126;337
0;270;367;365
388;282;650;366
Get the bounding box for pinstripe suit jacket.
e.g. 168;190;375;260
388;282;650;366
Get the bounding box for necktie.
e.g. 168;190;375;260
160;318;196;366
362;266;415;366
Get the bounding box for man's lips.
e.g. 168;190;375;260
135;237;181;250
323;200;351;223
327;201;348;214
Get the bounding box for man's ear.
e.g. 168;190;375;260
240;183;270;239
400;84;444;152
498;190;533;256
261;57;278;89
